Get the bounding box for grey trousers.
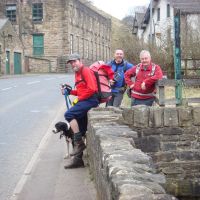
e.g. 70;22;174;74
106;92;124;107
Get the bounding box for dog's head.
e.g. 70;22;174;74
52;121;73;139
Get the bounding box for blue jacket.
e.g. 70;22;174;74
107;60;133;93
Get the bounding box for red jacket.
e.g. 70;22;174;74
70;65;97;101
125;63;163;99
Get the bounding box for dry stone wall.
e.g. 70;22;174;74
87;107;178;200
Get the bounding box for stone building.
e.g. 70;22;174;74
1;0;112;73
0;18;24;75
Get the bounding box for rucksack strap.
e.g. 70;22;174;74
134;63;156;80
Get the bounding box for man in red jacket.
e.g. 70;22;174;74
64;53;99;168
125;50;163;106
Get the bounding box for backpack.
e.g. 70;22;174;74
79;62;114;103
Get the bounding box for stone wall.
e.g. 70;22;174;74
122;105;200;200
87;107;178;200
25;56;52;73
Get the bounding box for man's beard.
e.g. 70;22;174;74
73;66;79;72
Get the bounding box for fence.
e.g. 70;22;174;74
156;78;200;106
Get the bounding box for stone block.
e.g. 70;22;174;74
177;150;200;161
152;194;178;200
118;184;154;200
193;107;200;125
138;136;161;153
133;105;150;127
178;106;193;127
122;107;134;125
149;107;164;128
164;108;178;127
152;152;176;163
160;127;183;135
161;142;177;151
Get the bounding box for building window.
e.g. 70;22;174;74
167;4;170;18
70;34;74;54
82;38;84;58
6;4;16;22
157;8;160;21
32;3;43;22
85;39;89;59
33;34;44;56
91;41;93;60
76;36;79;53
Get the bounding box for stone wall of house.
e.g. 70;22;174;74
0;19;24;74
87;106;200;200
4;0;111;72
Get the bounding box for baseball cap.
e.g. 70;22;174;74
66;53;81;63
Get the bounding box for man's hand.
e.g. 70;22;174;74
61;84;72;94
141;82;146;90
110;79;115;86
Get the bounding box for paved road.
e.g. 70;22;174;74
0;74;74;200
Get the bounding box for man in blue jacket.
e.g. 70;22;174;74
107;49;133;107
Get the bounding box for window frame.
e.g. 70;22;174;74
32;3;43;22
167;4;170;18
157;8;160;21
33;34;44;56
6;4;16;22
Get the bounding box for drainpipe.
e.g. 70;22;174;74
149;0;153;44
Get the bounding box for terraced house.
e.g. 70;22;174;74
0;0;111;73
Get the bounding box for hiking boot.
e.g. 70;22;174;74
70;140;86;156
64;157;84;169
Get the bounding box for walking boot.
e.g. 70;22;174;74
70;139;86;156
64;155;84;169
70;132;86;156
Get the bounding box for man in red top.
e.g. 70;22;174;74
64;53;99;168
125;50;163;106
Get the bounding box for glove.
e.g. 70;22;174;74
61;84;72;95
72;98;78;106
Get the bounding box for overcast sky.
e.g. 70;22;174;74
91;0;150;19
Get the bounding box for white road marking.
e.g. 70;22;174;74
30;110;41;113
44;78;55;81
58;76;67;79
1;87;12;91
27;81;40;85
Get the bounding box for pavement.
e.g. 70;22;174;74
9;105;97;200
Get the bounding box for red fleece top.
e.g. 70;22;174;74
125;63;163;99
70;65;97;101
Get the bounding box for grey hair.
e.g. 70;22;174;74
140;50;151;58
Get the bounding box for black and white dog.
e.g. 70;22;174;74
52;121;74;159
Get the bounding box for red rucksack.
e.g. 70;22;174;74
89;61;114;103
